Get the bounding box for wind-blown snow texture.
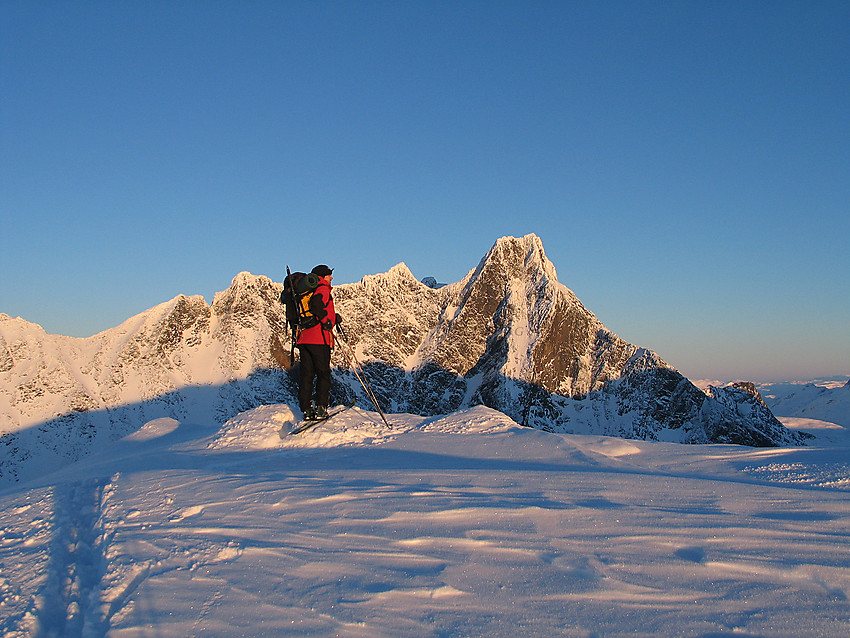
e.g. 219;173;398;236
1;234;807;483
1;406;848;637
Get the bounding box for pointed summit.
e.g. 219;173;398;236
484;234;558;283
212;272;279;313
334;262;441;369
357;262;423;290
412;233;611;394
460;234;558;300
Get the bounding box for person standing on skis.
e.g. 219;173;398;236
297;264;340;420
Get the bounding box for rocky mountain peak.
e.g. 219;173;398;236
349;262;431;302
485;233;558;282
0;313;46;335
334;264;441;369
406;235;562;382
421;277;442;289
378;262;420;283
330;234;803;446
455;234;557;310
212;272;279;315
728;380;770;409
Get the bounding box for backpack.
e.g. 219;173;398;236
281;270;321;331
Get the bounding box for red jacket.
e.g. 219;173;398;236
296;279;335;347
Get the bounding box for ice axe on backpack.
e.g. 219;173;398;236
283;266;298;362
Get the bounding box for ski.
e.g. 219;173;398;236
286;403;354;436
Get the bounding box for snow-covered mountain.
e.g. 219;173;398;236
331;235;802;447
758;378;850;428
1;234;804;482
0;274;293;482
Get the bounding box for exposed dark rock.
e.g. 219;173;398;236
0;333;12;373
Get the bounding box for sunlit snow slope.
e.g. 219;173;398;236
1;406;848;637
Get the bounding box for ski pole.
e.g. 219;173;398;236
336;339;387;426
337;343;381;419
334;324;391;428
336;332;390;428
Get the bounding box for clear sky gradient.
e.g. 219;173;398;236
2;1;848;382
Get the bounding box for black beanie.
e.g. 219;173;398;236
311;264;333;277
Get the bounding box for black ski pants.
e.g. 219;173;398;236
297;344;331;412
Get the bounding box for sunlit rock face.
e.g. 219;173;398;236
332;234;805;446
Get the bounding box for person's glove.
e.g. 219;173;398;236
322;320;333;331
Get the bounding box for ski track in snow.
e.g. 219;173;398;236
1;406;849;637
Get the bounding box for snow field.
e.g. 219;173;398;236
1;406;849;637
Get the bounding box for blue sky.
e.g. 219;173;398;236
2;1;848;382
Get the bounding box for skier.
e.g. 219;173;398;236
296;265;340;420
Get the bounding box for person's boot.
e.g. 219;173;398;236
302;406;316;421
315;405;329;419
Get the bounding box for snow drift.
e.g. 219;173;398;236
1;404;848;637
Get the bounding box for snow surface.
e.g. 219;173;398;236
2;405;849;637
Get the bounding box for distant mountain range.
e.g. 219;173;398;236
759;378;850;428
0;234;809;482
